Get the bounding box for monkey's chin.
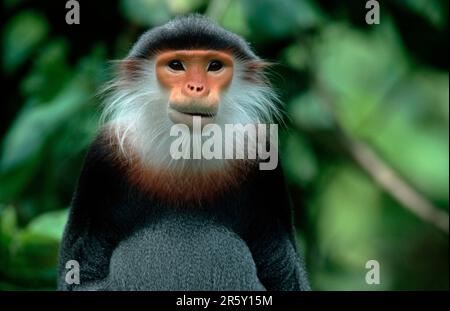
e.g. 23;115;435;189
167;108;216;128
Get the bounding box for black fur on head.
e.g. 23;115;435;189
128;14;258;60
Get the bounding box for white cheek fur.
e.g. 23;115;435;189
100;58;281;173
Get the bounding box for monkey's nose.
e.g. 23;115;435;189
183;82;209;97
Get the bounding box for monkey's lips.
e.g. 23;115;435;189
168;107;216;126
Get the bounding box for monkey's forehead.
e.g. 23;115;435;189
127;14;258;61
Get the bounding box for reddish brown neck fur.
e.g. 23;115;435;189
101;129;253;204
127;160;251;203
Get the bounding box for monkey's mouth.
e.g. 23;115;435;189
168;107;217;126
182;111;215;118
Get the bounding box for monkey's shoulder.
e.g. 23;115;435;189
74;131;133;203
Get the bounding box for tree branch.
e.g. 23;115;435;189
312;74;449;234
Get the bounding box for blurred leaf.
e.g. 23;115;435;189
289;91;335;130
2;10;49;74
399;0;448;28
1;83;89;172
0;205;18;238
0;209;67;289
312;166;391;290
311;19;449;202
24;209;68;241
243;0;323;40
6;231;60;287
314;20;408;134
0;47;105;202
370;108;449;202
220;0;249;36
283;133;318;185
0;205;18;273
21;39;71;102
120;0;171;26
166;0;205;14
282;41;311;71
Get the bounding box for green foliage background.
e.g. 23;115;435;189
0;0;448;290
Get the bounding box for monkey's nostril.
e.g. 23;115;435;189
187;84;204;93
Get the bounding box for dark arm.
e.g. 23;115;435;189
244;163;311;291
57;136;136;290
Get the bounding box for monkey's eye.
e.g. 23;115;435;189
207;60;223;72
167;60;185;71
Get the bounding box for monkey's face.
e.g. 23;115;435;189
155;50;234;126
102;45;278;173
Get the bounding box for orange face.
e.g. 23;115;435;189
155;50;234;125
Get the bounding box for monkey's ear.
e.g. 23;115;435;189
247;59;272;71
241;59;273;83
101;58;146;93
117;58;145;82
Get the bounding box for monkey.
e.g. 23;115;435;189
58;14;310;291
